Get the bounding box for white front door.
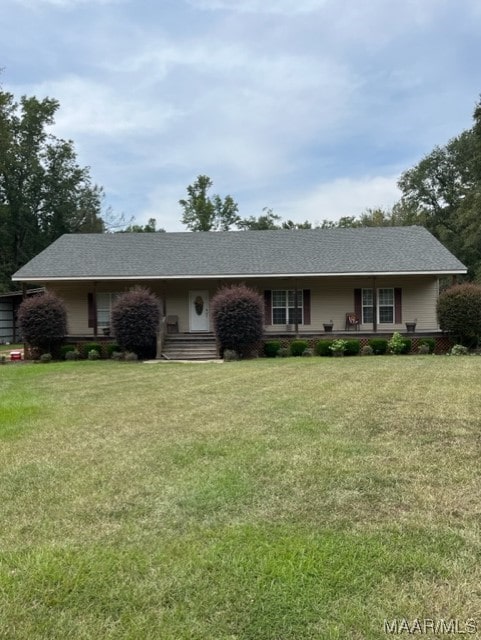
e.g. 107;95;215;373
189;290;210;331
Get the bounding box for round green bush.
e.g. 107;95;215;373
344;339;360;356
368;338;388;355
315;339;333;356
61;345;76;360
264;340;281;358
290;339;308;356
450;344;469;356
437;283;481;346
419;338;435;354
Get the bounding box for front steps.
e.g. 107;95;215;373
160;332;219;360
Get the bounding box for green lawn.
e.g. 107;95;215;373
0;357;480;639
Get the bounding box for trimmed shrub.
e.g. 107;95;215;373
388;332;411;355
450;344;469;356
88;349;100;360
368;338;388;355
111;351;124;361
39;353;52;363
437;283;481;346
290;339;308;357
81;342;102;359
329;339;348;356
418;343;430;355
277;347;289;357
61;344;77;360
264;340;281;358
124;351;139;361
361;344;373;356
17;291;67;353
418;338;435;354
223;349;239;361
315;339;333;357
111;287;160;359
211;284;263;358
344;339;360;356
302;348;313;357
106;343;121;358
65;349;80;361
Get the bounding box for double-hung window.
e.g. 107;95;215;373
362;288;395;324
378;288;394;323
96;293;119;328
272;290;303;325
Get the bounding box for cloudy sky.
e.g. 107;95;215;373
3;0;481;230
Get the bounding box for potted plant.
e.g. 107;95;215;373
405;318;417;333
323;320;334;332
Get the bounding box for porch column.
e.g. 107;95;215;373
372;277;377;333
93;281;98;337
293;279;299;337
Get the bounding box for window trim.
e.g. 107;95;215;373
362;287;396;324
96;292;119;328
271;289;304;325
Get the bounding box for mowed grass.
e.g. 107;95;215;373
0;357;480;639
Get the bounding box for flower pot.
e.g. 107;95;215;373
323;324;333;332
405;322;416;333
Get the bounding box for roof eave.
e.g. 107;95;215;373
12;269;468;282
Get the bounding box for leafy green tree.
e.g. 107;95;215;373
179;175;240;231
118;218;165;233
281;219;312;229
437;283;481;346
397;98;481;278
237;207;281;230
0;88;104;291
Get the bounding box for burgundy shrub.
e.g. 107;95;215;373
211;284;264;357
111;287;160;358
17;291;67;353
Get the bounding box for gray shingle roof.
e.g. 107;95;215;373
12;226;466;281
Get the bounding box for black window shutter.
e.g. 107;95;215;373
354;289;362;319
303;289;311;325
264;290;272;325
394;288;402;323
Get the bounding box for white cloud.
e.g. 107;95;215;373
187;0;328;14
27;76;180;138
278;175;402;224
14;0;120;6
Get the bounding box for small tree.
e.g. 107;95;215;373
437;283;481;346
17;291;67;354
211;284;264;358
111;287;160;358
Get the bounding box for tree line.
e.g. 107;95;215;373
1;81;481;291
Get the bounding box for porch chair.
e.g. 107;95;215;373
166;315;179;334
345;312;360;331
